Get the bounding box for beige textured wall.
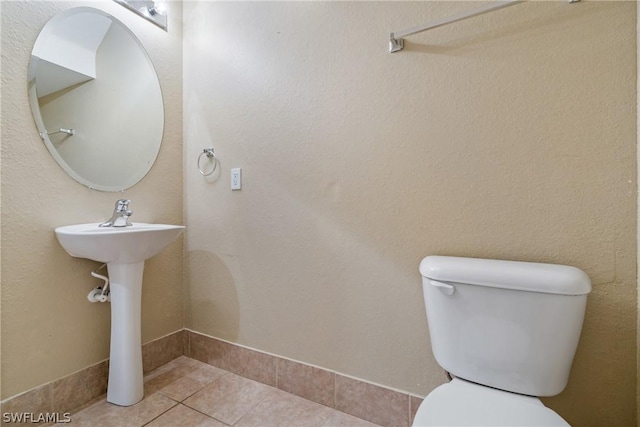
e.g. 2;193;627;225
1;1;183;399
184;2;636;426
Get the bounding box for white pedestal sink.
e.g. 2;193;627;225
54;223;185;406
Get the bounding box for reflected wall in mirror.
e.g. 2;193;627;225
28;7;164;192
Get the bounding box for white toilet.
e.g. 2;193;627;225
413;256;591;427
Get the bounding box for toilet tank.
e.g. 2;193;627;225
419;256;591;397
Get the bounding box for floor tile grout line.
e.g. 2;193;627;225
179;371;231;409
178;371;275;426
139;398;179;427
158;370;230;404
178;402;232;426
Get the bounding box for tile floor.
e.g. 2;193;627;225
58;356;382;427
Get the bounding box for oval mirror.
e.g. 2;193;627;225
28;7;164;192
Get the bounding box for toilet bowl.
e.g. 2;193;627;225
414;256;591;427
413;378;568;426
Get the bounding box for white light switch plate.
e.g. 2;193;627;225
231;168;242;190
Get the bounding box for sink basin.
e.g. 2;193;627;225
54;222;184;406
55;222;185;264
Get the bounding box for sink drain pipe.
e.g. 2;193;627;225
88;264;110;303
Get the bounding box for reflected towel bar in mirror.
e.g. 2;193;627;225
39;128;76;139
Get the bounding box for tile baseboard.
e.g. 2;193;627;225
0;330;185;419
187;330;423;427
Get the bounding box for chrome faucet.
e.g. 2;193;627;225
99;199;133;227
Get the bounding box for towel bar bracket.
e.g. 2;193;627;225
389;34;404;53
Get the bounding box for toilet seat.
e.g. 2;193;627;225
412;379;570;427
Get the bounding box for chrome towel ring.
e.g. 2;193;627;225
198;148;217;176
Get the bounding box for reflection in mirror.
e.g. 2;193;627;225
28;7;164;192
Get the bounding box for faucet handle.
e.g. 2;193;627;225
115;199;130;212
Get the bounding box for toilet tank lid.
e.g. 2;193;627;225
419;256;591;296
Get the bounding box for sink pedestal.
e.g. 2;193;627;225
53;222;185;407
107;261;144;406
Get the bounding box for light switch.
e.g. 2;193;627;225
231;168;242;190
